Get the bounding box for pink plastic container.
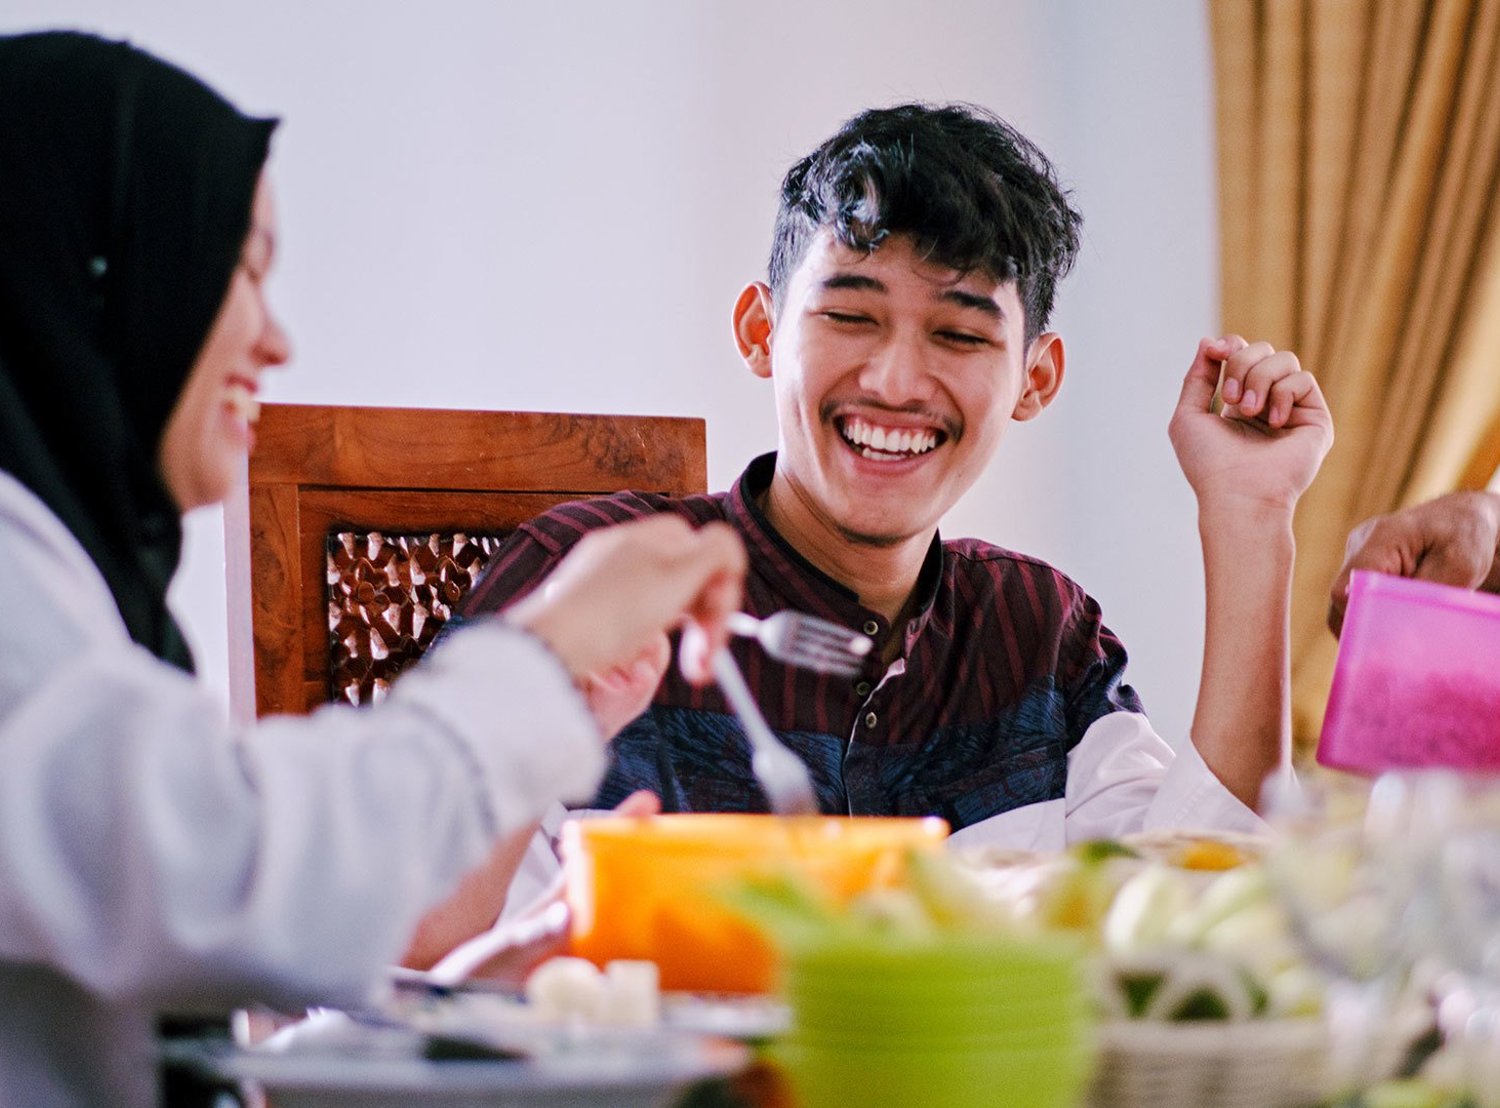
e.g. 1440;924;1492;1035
1319;570;1500;774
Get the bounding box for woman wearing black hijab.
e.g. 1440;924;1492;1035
0;32;744;1108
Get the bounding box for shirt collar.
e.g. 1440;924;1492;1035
726;452;944;642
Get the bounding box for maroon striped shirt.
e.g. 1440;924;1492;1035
457;454;1143;829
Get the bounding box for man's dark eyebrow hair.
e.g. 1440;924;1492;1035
819;272;1005;322
940;289;1005;320
820;273;885;293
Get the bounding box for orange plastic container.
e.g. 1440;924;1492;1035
561;814;949;994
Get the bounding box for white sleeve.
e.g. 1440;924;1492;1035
1063;711;1269;842
0;483;602;1012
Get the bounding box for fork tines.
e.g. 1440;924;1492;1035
787;638;868;677
730;610;875;678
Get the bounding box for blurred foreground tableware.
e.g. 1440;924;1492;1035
562;814;948;993
1320;571;1500;773
1085;1018;1326;1108
1263;772;1437;1104
159;1023;749;1108
774;932;1093;1108
1402;772;1500;1102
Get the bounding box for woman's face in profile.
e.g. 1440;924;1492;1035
158;171;291;511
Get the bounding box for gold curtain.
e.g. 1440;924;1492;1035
1209;0;1500;748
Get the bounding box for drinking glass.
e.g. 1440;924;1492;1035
1417;773;1500;1105
1262;771;1440;1104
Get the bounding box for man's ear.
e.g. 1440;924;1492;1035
733;282;775;379
1013;332;1065;421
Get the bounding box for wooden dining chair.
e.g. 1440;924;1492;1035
223;404;707;722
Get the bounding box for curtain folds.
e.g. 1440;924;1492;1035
1209;0;1500;748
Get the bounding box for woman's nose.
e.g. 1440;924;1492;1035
259;310;292;367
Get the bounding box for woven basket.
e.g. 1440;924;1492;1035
1086;1019;1328;1108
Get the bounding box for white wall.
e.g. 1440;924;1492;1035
2;1;1219;747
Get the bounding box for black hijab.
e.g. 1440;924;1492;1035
0;32;276;671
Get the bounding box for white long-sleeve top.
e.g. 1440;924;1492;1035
0;471;605;1108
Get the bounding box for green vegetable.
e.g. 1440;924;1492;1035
1361;1079;1448;1108
904;849;1017;933
1103;865;1193;954
716;871;840;947
1070;839;1141;865
1241;968;1269;1017
1031;858;1120;937
846;888;939;938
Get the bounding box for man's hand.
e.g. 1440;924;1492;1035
401;791;660;974
579;634;671;739
1169;336;1334;511
1328;491;1500;635
506;516;747;696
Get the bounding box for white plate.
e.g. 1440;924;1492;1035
164;1033;749;1108
661;993;790;1040
389;979;790;1043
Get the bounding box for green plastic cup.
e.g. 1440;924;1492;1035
776;933;1095;1108
776;1039;1095;1108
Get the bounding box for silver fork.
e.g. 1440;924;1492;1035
727;610;874;677
713;650;820;816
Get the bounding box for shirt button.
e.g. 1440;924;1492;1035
862;620;880;636
854;681;872;698
864;711;878;729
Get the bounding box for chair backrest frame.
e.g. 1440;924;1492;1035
225;403;707;721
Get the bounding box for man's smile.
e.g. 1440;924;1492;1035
833;414;949;462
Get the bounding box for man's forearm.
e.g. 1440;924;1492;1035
1190;499;1297;810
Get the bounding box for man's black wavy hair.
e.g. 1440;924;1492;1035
769;102;1083;342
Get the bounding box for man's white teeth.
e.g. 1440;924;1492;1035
840;417;938;457
226;383;260;424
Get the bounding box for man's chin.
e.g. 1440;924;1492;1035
833;522;926;549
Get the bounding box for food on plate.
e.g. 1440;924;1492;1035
1120;828;1267;870
1102;864;1193;952
525;956;661;1027
1071;838;1142;864
731;839;1321;1025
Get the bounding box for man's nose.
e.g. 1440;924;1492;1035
857;330;933;403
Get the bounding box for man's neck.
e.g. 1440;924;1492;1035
760;471;932;625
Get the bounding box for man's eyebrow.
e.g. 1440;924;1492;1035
819;273;885;293
939;288;1005;320
819;273;1004;321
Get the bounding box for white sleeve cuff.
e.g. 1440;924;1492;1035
1064;711;1266;841
1143;734;1269;836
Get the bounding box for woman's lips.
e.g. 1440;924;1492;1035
224;380;260;424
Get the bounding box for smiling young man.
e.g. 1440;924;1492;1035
433;104;1331;942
